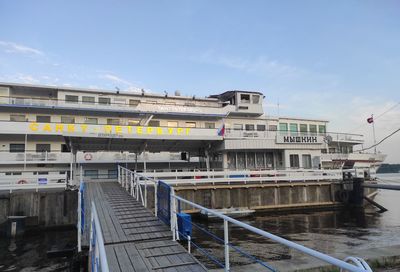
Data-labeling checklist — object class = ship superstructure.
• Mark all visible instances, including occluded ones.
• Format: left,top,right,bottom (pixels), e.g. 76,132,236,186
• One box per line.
0,82,385,181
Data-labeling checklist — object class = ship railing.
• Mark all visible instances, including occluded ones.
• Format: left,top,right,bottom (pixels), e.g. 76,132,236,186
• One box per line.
0,171,67,192
171,194,372,272
136,168,343,186
117,166,372,272
224,129,364,143
88,201,109,272
0,95,232,115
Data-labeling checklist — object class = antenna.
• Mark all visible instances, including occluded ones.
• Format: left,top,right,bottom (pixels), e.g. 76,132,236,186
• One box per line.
277,98,280,117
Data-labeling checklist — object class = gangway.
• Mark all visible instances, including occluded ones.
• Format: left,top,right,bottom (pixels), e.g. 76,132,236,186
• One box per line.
116,165,374,272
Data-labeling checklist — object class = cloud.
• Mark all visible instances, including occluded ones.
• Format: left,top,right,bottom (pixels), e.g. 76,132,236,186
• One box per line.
99,73,143,92
194,50,301,79
101,73,132,86
0,41,44,56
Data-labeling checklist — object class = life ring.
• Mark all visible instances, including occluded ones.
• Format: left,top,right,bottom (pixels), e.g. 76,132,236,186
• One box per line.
17,180,27,184
84,153,93,161
336,190,350,203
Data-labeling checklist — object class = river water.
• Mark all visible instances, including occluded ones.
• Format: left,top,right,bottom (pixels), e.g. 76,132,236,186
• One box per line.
0,228,76,271
190,173,400,269
0,174,399,271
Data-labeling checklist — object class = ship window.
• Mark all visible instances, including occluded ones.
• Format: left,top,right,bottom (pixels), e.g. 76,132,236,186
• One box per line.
99,97,111,105
10,114,26,122
309,125,317,133
257,124,266,131
205,122,215,129
61,144,69,152
300,124,308,133
148,120,159,127
65,95,78,103
114,98,126,104
128,120,140,126
85,117,98,124
252,95,260,104
290,123,298,132
10,144,25,153
167,121,178,127
36,144,51,152
129,99,140,106
245,124,255,131
240,94,250,103
290,154,299,168
269,125,277,131
234,124,243,131
108,169,117,178
319,125,326,133
37,115,51,123
107,118,120,125
279,123,288,132
302,155,312,169
61,116,75,124
186,122,196,128
84,170,98,178
82,96,95,104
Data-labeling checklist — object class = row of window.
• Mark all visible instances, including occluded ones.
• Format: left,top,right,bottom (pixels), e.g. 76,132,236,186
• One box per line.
64,95,208,107
279,123,326,133
9,114,216,128
289,154,312,169
239,94,260,104
8,143,68,153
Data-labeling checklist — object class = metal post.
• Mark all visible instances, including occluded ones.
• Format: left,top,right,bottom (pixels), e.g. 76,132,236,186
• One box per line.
136,175,139,201
130,172,134,196
69,148,73,185
154,180,158,217
118,165,121,184
24,134,27,170
125,169,129,191
372,114,377,154
188,235,191,253
77,185,81,252
224,219,230,271
144,178,148,208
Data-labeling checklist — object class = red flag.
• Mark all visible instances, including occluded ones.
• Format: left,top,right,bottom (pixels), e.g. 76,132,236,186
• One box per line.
367,116,374,124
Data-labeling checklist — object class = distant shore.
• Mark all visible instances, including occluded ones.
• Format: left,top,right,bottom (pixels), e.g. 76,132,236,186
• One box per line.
377,164,400,174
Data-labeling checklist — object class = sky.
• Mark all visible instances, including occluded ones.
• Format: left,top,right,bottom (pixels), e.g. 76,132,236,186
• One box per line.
0,1,399,163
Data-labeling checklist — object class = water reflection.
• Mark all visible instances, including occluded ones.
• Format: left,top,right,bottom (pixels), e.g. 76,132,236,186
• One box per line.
191,174,400,268
0,229,76,272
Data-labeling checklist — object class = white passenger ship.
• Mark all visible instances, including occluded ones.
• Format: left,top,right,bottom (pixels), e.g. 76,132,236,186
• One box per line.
0,82,385,183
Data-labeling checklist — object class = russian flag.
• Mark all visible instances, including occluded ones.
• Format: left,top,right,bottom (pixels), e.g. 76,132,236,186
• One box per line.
218,124,225,136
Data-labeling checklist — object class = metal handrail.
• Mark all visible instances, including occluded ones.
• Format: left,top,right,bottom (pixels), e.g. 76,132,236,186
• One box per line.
89,202,110,272
117,166,372,271
171,195,372,272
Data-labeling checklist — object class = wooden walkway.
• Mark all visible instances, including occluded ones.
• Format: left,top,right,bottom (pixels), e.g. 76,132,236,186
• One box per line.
82,181,206,272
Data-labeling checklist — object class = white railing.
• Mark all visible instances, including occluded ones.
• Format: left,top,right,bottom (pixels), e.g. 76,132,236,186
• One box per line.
117,166,372,272
0,152,71,164
321,153,386,162
0,95,234,116
139,168,343,186
0,171,67,192
171,194,372,272
89,202,109,272
118,166,158,216
225,129,364,143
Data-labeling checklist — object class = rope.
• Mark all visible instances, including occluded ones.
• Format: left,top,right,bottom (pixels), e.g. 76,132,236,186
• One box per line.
356,127,400,152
